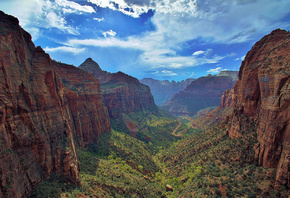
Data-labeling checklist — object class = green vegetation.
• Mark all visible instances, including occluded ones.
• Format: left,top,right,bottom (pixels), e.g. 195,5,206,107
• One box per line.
110,107,182,153
101,81,126,94
31,109,289,198
63,153,164,198
88,130,159,173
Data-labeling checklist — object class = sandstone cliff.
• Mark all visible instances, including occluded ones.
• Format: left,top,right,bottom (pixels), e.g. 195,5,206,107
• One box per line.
54,62,111,147
0,11,110,197
140,78,195,105
222,29,290,187
79,58,155,119
162,71,238,116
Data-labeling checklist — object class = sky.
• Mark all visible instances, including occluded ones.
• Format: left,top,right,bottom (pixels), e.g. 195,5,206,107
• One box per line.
1,0,290,81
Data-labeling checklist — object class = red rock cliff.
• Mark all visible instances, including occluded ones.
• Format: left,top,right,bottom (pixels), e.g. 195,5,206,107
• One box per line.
79,59,155,119
0,11,110,197
54,62,111,147
224,29,290,187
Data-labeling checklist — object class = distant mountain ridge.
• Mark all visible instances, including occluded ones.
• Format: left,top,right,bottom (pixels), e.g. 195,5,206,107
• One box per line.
162,71,238,116
140,78,195,105
79,58,155,119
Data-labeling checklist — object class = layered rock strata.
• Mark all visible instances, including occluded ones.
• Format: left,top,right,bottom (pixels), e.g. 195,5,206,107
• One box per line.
162,71,238,116
222,29,290,187
0,11,110,197
79,58,155,119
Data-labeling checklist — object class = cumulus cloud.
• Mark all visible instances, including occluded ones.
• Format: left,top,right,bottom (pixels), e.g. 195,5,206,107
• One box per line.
1,0,96,39
88,0,290,43
103,30,117,37
4,0,289,73
80,0,290,72
206,67,226,74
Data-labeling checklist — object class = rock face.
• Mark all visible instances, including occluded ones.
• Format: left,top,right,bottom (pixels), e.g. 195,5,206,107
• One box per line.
79,58,155,119
222,29,290,187
0,11,110,197
54,62,111,147
162,71,238,116
140,78,195,105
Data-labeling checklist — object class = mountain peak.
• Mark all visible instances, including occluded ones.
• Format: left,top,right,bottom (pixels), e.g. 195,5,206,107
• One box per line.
81,57,101,68
79,58,103,77
85,57,93,61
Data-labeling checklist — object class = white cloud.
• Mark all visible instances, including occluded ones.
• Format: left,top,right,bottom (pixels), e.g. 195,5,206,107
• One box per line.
0,0,97,39
44,46,85,54
156,70,178,76
88,0,290,43
206,66,225,74
65,34,227,69
235,55,246,61
94,17,104,22
192,50,205,56
103,30,117,37
88,0,151,18
4,0,288,73
43,11,79,35
55,0,95,13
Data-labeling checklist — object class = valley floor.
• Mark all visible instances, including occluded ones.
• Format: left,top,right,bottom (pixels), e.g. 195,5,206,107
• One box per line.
31,111,289,198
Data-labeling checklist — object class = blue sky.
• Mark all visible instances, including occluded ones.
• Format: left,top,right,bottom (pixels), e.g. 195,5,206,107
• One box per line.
1,0,290,81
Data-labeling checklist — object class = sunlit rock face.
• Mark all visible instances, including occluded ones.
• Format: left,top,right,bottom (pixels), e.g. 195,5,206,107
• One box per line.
222,29,290,187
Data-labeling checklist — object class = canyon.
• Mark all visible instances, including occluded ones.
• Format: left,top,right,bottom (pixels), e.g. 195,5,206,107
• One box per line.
140,78,195,105
79,58,156,119
0,10,289,197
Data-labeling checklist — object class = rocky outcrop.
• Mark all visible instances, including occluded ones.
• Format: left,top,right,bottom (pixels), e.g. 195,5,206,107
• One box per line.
79,58,155,119
54,62,111,147
0,11,110,197
140,78,195,105
78,58,110,82
162,71,238,116
223,29,290,187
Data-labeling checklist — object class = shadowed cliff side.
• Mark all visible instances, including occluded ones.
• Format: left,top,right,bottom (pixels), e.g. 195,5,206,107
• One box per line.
79,58,156,119
140,78,195,106
0,11,110,197
162,71,238,116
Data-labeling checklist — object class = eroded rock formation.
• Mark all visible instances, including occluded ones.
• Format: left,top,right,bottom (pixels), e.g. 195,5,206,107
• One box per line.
162,71,238,116
79,58,155,119
223,29,290,187
0,11,110,197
